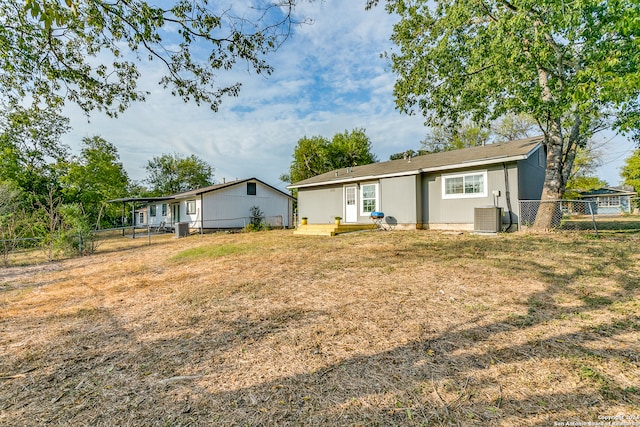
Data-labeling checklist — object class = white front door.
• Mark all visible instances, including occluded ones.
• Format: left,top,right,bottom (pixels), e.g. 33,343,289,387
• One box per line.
345,186,358,223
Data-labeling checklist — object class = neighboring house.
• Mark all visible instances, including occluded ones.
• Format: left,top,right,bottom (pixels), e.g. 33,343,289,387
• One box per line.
118,178,295,232
134,207,148,226
577,186,637,215
288,137,547,231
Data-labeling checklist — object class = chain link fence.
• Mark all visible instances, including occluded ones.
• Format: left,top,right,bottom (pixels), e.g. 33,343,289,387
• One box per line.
1,216,291,265
519,200,640,235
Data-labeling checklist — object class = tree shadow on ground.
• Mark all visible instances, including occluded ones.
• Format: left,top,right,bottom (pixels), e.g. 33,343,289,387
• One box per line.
2,233,638,425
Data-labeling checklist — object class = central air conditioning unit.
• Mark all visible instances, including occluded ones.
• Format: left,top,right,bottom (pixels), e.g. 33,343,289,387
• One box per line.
474,206,503,233
175,222,189,238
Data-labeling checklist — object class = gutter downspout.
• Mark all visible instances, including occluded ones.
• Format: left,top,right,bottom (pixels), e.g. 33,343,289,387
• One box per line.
503,163,514,232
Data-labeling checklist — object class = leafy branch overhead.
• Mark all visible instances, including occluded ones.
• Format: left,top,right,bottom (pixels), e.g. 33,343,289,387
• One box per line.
370,0,639,227
4,0,303,115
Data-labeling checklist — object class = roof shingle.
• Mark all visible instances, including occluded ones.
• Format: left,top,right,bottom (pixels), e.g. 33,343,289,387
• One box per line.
289,136,544,189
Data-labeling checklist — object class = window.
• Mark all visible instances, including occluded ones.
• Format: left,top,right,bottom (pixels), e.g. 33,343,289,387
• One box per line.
138,212,144,224
161,203,167,216
360,183,379,214
186,200,196,214
247,182,257,195
442,171,488,199
598,196,620,207
149,205,157,217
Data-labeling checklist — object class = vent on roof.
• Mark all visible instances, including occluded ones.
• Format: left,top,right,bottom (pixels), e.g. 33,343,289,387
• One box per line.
474,207,503,233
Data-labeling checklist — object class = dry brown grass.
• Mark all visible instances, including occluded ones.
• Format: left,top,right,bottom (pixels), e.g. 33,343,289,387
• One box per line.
1,230,639,426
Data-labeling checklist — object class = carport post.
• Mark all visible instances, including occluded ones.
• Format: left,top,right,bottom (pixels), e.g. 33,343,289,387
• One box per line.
131,201,136,239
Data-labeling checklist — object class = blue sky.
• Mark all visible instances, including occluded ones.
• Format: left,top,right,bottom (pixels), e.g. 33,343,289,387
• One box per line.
60,1,634,191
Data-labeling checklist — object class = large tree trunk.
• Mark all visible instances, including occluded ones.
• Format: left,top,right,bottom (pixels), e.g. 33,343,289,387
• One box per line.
532,121,565,229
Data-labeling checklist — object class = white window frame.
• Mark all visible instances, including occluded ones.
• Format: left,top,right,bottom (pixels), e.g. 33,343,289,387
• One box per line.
149,204,157,217
360,183,379,215
442,171,488,199
597,196,620,207
186,200,196,215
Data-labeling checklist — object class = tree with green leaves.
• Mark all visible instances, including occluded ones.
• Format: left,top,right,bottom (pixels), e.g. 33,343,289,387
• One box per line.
491,114,537,143
62,136,130,228
281,135,331,184
0,105,70,197
421,121,491,153
145,153,214,195
392,113,535,160
282,128,378,184
369,0,640,228
389,149,429,160
3,0,301,115
564,143,607,199
622,149,640,208
0,181,28,266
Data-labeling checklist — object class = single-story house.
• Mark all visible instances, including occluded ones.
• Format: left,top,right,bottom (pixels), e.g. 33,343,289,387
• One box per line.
288,136,547,231
134,207,148,225
577,186,638,215
118,178,294,232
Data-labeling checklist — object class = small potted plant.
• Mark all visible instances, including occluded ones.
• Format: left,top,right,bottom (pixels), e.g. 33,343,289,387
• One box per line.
301,217,308,225
334,216,342,225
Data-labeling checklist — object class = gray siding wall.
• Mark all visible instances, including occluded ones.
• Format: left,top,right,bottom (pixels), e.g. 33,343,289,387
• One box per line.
379,175,420,226
422,164,521,227
517,147,546,200
298,185,343,223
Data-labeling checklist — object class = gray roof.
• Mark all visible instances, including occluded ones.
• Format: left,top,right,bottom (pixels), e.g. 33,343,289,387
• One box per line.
170,177,294,200
112,178,293,204
288,136,544,189
579,186,637,196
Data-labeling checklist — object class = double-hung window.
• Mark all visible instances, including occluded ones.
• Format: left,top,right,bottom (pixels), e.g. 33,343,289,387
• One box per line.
186,200,196,215
442,171,488,199
149,205,157,217
161,204,167,216
360,183,379,215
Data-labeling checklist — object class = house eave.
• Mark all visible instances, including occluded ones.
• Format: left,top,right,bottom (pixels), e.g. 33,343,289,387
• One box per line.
419,154,530,173
288,153,533,190
288,169,422,189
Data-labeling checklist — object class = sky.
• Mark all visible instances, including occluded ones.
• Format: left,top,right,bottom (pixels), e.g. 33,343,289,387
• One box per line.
60,1,635,192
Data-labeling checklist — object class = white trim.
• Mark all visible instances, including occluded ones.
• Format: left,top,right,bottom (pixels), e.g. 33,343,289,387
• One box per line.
344,185,358,223
288,144,542,190
596,196,621,207
420,152,535,172
442,171,488,199
289,170,420,189
360,182,379,215
186,200,197,215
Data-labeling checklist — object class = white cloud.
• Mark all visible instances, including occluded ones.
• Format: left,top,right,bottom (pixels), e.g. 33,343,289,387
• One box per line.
60,0,633,191
61,0,429,191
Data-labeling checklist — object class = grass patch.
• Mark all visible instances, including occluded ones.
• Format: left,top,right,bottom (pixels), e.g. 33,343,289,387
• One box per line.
170,243,249,261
